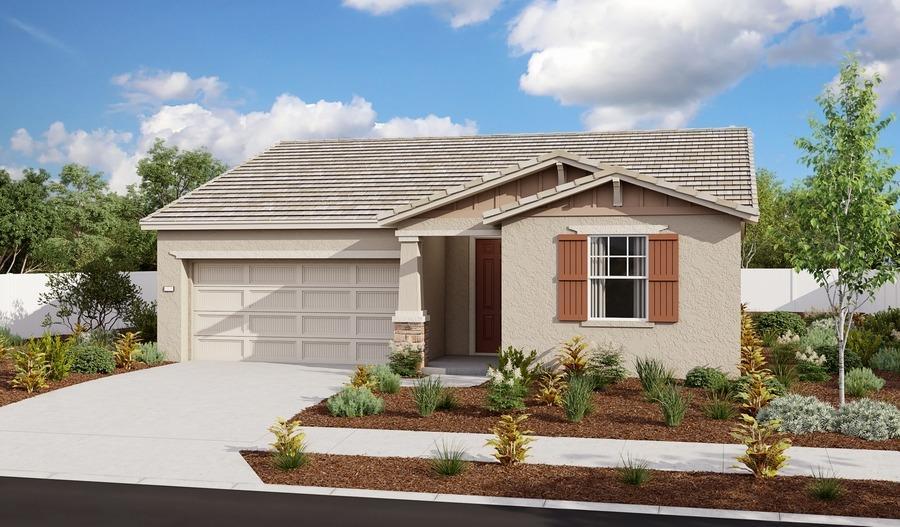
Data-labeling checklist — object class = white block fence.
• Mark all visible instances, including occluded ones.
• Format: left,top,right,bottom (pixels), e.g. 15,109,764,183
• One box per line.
0,269,896,339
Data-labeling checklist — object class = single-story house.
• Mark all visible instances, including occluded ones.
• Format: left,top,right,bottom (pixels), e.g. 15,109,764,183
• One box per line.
140,129,759,375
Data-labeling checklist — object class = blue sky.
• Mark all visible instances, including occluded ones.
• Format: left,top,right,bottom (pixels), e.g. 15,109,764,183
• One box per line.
1,1,898,192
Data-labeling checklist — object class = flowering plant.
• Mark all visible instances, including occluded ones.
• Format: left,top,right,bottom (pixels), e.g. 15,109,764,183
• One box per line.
486,362,527,412
795,346,826,366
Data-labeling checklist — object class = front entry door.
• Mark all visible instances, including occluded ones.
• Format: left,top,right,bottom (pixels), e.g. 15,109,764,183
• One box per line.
475,238,502,354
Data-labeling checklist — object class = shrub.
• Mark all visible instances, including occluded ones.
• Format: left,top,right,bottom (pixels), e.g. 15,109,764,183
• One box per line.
800,321,837,350
870,347,900,373
349,365,377,390
757,394,836,434
771,362,798,391
684,366,729,389
808,469,843,501
430,441,468,476
268,417,308,471
370,364,401,394
437,388,457,410
653,383,690,427
730,414,791,479
71,343,115,374
326,386,384,417
859,307,900,340
39,262,143,333
10,342,50,393
497,346,538,387
817,344,862,374
793,346,830,382
753,311,806,339
586,341,627,390
703,396,737,420
617,456,651,486
562,374,594,422
844,367,885,397
533,369,566,407
412,376,445,417
486,362,528,412
557,335,592,376
136,342,165,366
735,372,779,414
836,399,900,441
847,328,884,366
113,332,140,370
485,414,533,466
34,333,74,381
634,357,674,399
0,327,24,347
388,344,422,377
127,299,157,342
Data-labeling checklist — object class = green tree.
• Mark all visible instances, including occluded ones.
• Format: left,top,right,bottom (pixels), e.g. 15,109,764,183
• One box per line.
790,57,899,406
137,139,227,212
742,169,795,268
0,168,55,272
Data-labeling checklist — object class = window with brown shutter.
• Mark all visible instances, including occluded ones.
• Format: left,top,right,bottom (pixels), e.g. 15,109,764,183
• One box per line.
557,234,587,321
648,233,679,323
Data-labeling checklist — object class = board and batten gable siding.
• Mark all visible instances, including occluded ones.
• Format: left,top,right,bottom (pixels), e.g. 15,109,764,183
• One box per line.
502,214,742,376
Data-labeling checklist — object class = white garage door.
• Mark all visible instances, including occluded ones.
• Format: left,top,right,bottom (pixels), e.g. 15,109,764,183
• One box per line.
191,260,399,364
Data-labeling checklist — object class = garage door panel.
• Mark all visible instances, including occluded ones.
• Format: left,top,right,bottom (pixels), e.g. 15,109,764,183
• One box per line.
195,338,243,360
356,316,392,338
247,339,300,362
196,289,244,311
302,290,354,311
356,290,398,312
302,264,354,285
357,264,399,285
246,289,298,311
303,341,353,363
302,315,352,337
195,314,244,336
196,263,245,284
357,341,391,363
250,264,298,285
248,314,298,337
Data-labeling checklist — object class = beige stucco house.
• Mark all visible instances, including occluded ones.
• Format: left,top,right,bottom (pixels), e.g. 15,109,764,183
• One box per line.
141,129,759,375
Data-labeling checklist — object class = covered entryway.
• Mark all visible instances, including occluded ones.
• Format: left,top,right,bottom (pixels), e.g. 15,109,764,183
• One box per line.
191,260,399,364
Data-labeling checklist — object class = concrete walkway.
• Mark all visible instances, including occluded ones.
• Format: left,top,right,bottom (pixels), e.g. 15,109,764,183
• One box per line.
270,427,900,483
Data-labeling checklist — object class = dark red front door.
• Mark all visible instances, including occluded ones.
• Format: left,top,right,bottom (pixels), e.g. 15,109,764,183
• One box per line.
475,238,502,354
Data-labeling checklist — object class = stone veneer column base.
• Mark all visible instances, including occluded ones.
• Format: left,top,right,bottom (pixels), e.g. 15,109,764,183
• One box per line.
392,321,430,367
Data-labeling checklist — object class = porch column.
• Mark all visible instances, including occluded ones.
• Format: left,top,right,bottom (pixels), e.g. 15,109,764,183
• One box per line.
392,236,430,360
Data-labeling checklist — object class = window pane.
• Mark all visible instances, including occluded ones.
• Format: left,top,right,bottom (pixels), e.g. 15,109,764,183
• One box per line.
608,236,627,256
608,257,628,276
629,236,646,256
604,279,646,318
629,258,645,277
590,256,603,276
589,278,602,318
590,237,607,257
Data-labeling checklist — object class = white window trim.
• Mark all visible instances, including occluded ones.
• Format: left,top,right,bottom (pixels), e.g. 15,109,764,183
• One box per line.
587,235,649,321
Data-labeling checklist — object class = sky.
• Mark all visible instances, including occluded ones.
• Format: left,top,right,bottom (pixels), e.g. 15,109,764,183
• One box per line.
1,0,899,193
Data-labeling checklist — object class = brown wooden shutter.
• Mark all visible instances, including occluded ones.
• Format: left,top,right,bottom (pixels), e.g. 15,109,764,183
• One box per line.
557,234,588,321
648,233,679,323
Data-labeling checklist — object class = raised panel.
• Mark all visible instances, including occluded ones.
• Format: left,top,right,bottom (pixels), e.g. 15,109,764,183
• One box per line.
302,315,351,336
246,289,297,310
302,290,353,311
302,264,353,285
195,289,244,311
249,265,297,285
196,263,244,284
356,341,390,363
302,341,353,362
356,316,392,337
356,264,399,286
194,338,243,361
356,291,398,312
249,314,297,336
246,340,299,362
195,314,243,336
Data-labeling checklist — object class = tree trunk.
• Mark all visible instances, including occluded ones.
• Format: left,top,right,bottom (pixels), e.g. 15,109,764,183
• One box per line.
836,309,846,407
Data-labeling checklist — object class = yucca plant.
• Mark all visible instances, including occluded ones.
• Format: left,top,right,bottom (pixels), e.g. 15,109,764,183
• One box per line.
486,414,534,466
731,414,791,479
533,369,567,407
349,365,377,390
268,417,308,470
10,342,49,393
617,455,651,486
114,332,141,370
557,336,592,376
430,441,468,476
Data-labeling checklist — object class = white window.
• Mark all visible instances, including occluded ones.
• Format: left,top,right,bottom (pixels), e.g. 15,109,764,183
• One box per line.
588,236,647,319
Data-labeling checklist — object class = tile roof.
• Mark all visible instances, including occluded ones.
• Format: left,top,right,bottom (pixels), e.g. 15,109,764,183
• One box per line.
141,127,756,228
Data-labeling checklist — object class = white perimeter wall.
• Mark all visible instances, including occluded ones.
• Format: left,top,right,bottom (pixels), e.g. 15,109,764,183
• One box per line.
0,272,156,339
0,269,896,339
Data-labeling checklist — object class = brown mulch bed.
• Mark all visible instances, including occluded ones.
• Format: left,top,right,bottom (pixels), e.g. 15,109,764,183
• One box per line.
294,375,900,451
242,451,900,519
0,357,172,407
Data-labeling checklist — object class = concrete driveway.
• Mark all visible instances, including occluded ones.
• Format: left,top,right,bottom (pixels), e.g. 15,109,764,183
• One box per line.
0,362,350,487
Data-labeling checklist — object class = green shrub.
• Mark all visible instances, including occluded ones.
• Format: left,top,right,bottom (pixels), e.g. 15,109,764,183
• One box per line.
870,348,900,373
757,394,836,434
732,374,786,399
808,469,843,501
771,362,798,391
136,342,165,366
84,329,117,348
844,367,885,397
684,366,728,389
617,455,651,486
127,299,157,342
437,388,457,410
39,263,142,333
703,396,737,420
586,341,627,390
753,311,806,339
859,308,900,340
388,344,421,377
634,357,674,397
430,441,468,476
486,377,527,412
326,386,384,417
795,361,831,382
10,342,49,393
0,327,24,346
268,418,308,471
412,376,445,417
653,383,690,427
847,328,884,366
817,344,862,374
497,346,538,387
70,343,115,374
34,333,74,381
836,398,900,441
370,364,401,394
562,374,594,422
800,321,838,350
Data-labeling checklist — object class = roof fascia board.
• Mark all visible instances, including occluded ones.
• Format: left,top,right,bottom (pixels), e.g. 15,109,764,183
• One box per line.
140,222,384,231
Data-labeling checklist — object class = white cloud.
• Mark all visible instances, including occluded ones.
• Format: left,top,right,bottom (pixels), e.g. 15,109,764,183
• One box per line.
112,69,226,109
343,0,502,27
374,114,477,137
766,22,849,65
0,165,26,180
10,128,35,155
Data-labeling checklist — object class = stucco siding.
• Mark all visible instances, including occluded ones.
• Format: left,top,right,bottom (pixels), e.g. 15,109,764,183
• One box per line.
421,236,446,358
501,214,742,376
444,237,470,355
